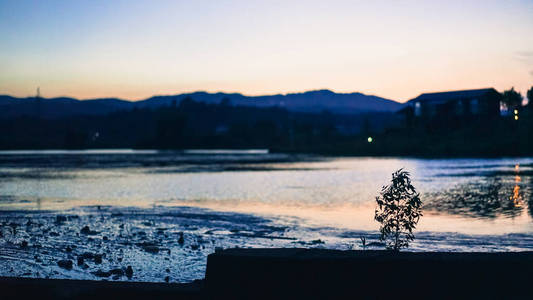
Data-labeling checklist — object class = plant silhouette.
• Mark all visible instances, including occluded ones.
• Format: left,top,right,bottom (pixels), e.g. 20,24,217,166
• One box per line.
375,169,422,251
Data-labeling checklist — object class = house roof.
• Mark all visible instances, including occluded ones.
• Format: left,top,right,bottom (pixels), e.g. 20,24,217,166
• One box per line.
409,88,499,104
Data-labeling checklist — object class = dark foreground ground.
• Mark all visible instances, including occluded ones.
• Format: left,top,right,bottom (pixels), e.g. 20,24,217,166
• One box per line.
2,249,533,299
0,276,204,299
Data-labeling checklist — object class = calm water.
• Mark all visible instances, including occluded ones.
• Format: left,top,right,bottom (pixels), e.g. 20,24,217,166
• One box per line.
1,150,532,282
1,150,532,234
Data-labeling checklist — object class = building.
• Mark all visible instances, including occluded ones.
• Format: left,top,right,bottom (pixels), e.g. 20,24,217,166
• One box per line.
407,88,501,120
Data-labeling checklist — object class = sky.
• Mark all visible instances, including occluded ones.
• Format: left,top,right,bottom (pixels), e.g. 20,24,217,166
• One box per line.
0,0,532,102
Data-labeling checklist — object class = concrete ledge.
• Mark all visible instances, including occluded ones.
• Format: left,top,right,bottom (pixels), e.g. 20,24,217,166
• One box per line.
206,248,533,299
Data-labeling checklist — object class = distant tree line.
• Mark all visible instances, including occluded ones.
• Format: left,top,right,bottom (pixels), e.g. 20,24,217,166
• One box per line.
0,86,532,157
0,97,397,152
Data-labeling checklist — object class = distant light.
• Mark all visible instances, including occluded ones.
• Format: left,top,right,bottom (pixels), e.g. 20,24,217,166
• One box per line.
514,109,518,115
514,115,519,120
367,137,373,143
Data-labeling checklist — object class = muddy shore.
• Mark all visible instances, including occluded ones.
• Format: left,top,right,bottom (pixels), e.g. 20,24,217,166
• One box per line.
2,205,533,284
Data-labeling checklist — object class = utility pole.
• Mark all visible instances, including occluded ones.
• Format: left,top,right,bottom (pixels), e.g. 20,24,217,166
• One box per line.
35,86,42,118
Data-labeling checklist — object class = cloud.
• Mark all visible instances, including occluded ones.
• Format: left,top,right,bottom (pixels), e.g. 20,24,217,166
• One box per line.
516,51,533,57
515,51,533,63
530,70,533,77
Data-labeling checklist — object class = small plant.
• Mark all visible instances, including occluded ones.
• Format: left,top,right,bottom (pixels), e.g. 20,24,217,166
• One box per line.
374,169,422,251
359,236,366,250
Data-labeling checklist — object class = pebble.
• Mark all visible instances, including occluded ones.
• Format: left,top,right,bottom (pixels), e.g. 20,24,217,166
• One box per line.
178,232,184,245
125,266,133,279
80,226,98,235
109,268,124,276
55,216,67,224
78,252,103,264
94,254,103,264
57,260,73,270
143,245,159,254
92,270,111,277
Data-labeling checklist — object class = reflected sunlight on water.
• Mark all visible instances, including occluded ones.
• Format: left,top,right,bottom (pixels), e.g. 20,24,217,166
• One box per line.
511,164,523,208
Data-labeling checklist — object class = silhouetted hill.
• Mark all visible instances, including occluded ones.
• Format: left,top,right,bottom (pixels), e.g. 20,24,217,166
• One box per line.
0,96,131,119
0,90,401,119
138,90,402,113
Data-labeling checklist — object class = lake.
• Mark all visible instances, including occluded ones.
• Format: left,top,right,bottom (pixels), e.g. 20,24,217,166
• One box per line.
1,150,532,282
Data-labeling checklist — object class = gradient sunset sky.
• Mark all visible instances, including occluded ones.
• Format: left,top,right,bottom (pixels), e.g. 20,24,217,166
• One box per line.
1,0,532,102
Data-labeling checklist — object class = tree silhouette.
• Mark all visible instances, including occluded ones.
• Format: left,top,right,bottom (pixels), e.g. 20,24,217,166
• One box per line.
375,169,422,251
220,97,232,107
527,86,533,109
502,87,522,111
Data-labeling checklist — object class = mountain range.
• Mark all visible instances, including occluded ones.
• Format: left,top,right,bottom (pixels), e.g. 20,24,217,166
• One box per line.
0,89,403,119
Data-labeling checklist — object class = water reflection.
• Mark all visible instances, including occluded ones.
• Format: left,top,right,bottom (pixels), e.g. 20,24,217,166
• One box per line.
1,153,533,235
425,163,531,219
511,164,523,208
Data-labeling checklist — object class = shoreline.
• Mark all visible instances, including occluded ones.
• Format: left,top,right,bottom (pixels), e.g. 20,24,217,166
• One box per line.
1,147,533,158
